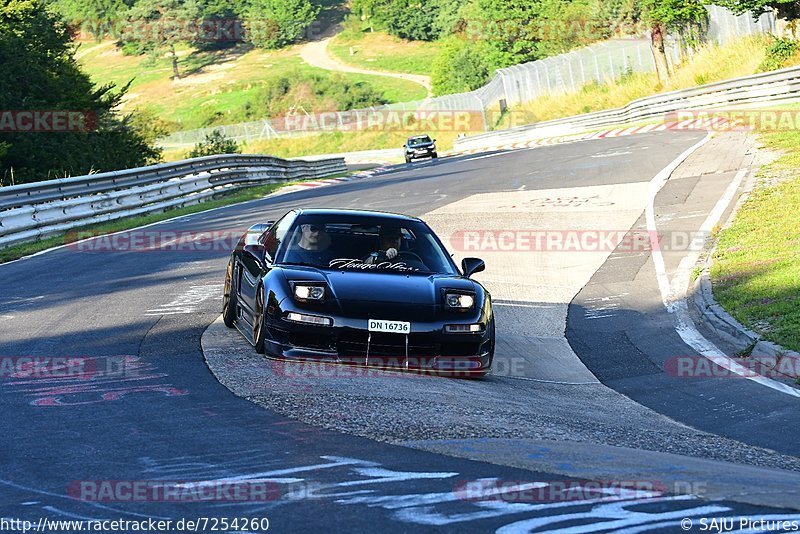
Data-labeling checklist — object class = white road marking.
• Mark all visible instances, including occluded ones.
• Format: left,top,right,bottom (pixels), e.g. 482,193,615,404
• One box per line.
145,284,223,316
646,136,800,398
591,150,632,158
462,151,519,163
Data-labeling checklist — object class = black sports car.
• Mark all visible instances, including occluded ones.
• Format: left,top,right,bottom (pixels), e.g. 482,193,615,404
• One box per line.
404,135,438,163
222,209,494,376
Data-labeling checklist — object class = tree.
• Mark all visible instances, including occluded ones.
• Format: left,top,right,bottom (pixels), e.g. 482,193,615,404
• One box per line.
244,0,318,49
468,0,544,66
49,0,130,40
120,0,200,79
431,38,492,95
193,0,245,50
0,0,160,183
188,129,240,157
639,0,708,82
715,0,800,19
383,0,441,41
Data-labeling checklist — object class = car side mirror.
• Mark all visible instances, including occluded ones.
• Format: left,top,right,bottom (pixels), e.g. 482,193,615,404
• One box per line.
243,244,265,265
462,257,485,278
433,139,437,142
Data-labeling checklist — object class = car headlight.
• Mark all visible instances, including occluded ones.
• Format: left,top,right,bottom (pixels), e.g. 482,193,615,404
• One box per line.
445,292,475,310
293,284,326,302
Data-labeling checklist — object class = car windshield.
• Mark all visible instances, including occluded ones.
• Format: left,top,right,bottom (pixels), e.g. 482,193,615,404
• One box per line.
408,136,432,146
276,215,457,275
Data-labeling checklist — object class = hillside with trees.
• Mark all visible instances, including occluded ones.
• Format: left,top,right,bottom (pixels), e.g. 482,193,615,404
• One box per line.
0,0,159,184
4,0,800,181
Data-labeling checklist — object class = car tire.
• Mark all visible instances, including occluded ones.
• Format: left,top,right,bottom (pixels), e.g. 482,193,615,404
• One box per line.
222,261,238,328
487,318,495,362
254,286,268,354
405,156,412,164
432,152,438,159
475,318,495,379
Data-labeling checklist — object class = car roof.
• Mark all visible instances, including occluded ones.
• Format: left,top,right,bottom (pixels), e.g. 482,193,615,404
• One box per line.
295,208,422,222
408,135,431,140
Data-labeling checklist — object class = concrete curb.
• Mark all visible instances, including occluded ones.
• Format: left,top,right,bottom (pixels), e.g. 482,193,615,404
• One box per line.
686,165,800,378
691,271,800,362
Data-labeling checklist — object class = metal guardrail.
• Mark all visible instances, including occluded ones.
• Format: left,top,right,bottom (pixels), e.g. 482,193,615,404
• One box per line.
453,65,800,151
0,154,346,248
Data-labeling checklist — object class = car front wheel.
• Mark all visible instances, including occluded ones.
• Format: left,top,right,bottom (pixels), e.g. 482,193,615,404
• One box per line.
253,286,268,354
222,261,238,328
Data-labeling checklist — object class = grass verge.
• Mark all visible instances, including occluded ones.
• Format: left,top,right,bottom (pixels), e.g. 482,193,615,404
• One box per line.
328,25,440,76
0,177,335,264
496,36,796,129
710,118,800,352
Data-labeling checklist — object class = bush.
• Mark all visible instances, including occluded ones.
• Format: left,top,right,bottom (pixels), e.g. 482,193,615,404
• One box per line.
244,72,388,120
384,0,441,41
353,0,466,41
189,130,241,158
431,38,493,95
758,36,799,72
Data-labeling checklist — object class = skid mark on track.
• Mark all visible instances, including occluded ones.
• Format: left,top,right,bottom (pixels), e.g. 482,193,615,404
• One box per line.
583,293,629,320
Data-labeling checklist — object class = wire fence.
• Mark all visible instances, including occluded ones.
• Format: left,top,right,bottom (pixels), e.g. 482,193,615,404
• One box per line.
159,5,778,148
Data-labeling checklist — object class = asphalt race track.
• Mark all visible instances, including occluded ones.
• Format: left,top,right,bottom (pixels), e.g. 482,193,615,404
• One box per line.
2,131,800,533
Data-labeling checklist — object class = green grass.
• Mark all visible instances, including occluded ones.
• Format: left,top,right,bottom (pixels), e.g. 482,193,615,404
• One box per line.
0,177,334,264
76,41,427,132
710,120,800,352
328,25,440,76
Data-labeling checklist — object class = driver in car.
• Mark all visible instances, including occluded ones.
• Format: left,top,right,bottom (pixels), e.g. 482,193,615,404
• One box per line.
288,223,334,265
366,226,403,265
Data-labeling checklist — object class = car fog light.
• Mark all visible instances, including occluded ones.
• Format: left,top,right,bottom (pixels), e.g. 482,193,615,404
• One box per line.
445,324,483,333
286,312,332,326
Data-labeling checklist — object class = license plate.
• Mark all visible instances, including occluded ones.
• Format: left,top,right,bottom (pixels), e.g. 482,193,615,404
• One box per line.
368,319,411,334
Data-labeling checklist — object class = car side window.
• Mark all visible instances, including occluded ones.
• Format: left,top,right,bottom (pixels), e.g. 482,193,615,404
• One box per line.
262,215,293,263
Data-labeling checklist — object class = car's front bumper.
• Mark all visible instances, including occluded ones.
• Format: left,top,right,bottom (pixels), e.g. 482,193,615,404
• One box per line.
406,147,437,159
262,311,493,376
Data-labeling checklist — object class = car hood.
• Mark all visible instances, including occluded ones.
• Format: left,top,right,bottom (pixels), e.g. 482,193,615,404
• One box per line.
279,266,478,320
